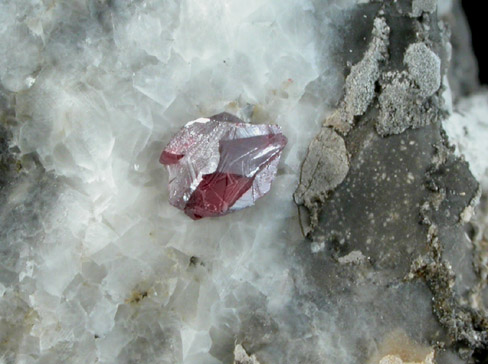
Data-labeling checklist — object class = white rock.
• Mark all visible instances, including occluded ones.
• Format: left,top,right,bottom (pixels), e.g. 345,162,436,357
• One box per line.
444,91,488,190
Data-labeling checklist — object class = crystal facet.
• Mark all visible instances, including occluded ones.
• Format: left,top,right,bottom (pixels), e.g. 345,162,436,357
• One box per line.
160,113,287,219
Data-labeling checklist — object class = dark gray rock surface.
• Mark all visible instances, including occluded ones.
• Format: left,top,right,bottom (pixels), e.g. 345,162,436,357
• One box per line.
296,0,488,362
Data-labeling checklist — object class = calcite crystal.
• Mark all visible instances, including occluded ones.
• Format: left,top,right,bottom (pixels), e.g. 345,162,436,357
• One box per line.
160,113,287,219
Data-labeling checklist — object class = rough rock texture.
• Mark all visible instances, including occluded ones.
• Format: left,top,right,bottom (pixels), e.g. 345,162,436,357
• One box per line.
342,16,390,124
297,0,451,232
404,42,441,97
233,345,261,364
295,0,488,363
294,125,350,234
411,0,437,17
1,0,488,364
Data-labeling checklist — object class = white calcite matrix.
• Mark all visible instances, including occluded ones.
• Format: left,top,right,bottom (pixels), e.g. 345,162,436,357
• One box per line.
1,0,488,363
0,1,348,363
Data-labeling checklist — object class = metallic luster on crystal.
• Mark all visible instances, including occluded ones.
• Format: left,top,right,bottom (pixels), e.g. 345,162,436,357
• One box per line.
160,113,287,219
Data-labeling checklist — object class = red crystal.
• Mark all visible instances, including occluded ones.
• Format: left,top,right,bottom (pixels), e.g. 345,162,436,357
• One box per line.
184,173,254,219
160,113,287,219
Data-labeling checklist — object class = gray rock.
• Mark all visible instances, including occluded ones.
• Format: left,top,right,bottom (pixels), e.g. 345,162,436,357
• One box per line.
296,0,488,362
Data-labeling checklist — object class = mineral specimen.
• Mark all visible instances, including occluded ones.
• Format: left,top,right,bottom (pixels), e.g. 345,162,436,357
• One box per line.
2,1,488,364
160,113,287,219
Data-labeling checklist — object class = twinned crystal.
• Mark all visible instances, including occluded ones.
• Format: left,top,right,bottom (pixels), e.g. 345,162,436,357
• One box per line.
160,113,287,219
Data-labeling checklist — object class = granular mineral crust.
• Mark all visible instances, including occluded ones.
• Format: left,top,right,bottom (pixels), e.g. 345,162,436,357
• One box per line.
411,0,437,17
294,125,349,235
404,42,441,97
342,16,390,123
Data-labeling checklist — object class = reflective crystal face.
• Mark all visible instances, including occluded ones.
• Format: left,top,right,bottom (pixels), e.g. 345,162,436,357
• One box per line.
160,113,287,219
